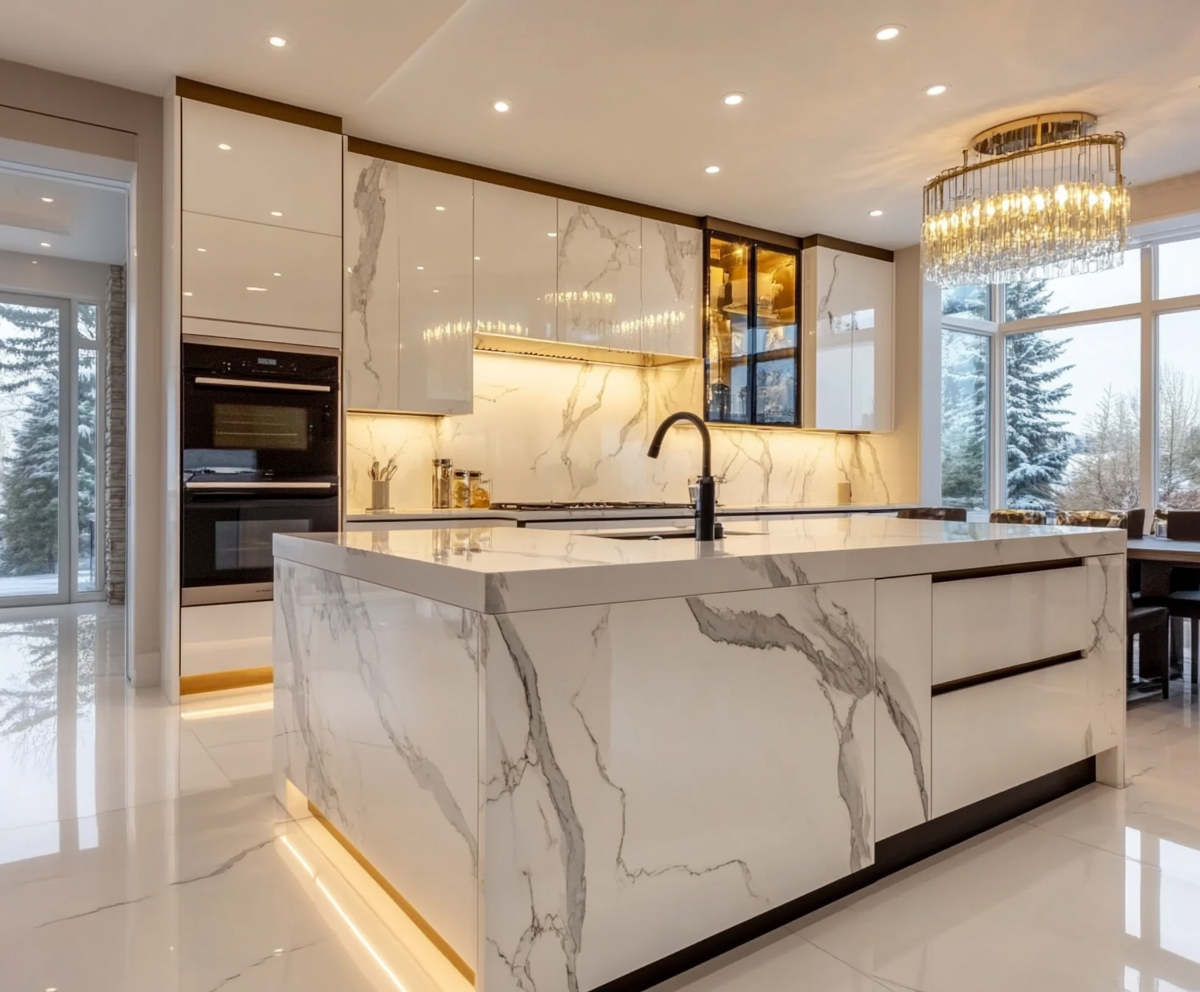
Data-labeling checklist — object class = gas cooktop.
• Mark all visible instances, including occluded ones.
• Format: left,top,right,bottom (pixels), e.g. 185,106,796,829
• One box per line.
488,500,693,512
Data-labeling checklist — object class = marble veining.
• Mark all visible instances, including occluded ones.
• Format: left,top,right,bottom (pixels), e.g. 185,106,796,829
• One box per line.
347,157,391,404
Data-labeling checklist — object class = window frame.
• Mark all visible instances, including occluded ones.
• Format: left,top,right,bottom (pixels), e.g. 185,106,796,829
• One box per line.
938,237,1200,523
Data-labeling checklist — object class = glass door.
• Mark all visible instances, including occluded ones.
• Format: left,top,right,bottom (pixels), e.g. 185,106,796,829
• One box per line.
0,292,103,605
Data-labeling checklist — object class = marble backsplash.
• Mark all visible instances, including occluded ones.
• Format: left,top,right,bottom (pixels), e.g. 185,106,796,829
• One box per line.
346,351,914,512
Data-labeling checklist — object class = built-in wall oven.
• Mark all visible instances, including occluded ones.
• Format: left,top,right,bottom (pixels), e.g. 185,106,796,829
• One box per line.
181,338,340,606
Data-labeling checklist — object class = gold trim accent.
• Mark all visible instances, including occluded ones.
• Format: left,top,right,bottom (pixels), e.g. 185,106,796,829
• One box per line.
306,800,476,985
179,666,273,695
968,112,1098,156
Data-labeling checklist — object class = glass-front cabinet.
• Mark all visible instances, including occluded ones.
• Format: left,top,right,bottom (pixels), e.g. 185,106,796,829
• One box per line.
704,233,799,426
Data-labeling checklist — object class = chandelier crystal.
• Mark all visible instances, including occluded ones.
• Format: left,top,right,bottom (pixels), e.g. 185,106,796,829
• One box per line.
921,113,1129,287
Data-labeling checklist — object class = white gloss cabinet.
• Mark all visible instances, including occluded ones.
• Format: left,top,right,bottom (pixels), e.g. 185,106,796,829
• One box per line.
556,200,641,350
473,181,557,340
180,98,342,236
802,245,894,432
641,220,703,356
181,212,342,333
343,154,474,415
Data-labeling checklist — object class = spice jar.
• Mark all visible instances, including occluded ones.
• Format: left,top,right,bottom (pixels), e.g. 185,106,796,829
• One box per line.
469,471,491,509
432,458,453,509
452,469,470,509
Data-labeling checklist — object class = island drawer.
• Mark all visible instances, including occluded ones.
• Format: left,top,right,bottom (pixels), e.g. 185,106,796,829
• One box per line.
931,655,1091,817
931,563,1088,686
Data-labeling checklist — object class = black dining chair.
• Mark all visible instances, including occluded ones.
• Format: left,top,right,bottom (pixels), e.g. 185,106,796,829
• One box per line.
897,507,968,522
1168,510,1200,541
1130,589,1171,698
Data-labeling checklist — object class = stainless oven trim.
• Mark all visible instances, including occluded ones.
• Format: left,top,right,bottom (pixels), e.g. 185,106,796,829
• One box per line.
182,332,341,358
182,583,275,607
185,481,335,490
192,376,332,392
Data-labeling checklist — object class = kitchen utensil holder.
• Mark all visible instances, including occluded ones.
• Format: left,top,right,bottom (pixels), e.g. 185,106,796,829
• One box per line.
370,480,392,512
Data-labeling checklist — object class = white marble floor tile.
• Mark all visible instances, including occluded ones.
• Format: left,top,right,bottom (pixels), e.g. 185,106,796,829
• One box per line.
650,929,889,992
207,738,274,782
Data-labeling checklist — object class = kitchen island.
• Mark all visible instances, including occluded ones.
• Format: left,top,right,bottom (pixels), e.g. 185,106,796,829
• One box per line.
273,517,1125,992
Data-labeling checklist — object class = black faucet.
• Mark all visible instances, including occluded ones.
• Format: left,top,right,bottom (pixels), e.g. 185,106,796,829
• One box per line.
648,412,719,542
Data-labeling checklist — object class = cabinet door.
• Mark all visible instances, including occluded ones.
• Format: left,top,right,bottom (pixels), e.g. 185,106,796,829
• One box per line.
556,200,641,350
180,99,341,236
344,153,401,410
805,246,854,429
396,164,474,414
181,212,341,332
851,254,894,432
641,221,702,356
474,182,556,340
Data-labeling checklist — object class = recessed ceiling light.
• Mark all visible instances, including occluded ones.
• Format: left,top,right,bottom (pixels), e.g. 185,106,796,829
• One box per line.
434,206,445,211
273,949,284,955
705,165,721,174
196,247,206,252
273,272,281,277
433,289,440,293
270,210,283,217
41,196,54,203
416,265,424,270
246,286,268,292
925,84,948,96
40,242,50,247
218,143,232,151
722,93,745,106
182,290,191,295
31,260,37,265
547,232,557,237
869,209,884,217
492,100,510,113
875,25,902,40
474,256,481,261
268,36,287,47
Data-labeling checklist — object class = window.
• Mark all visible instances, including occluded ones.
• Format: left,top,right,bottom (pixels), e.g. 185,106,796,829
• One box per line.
1004,249,1141,320
940,329,989,510
1157,310,1200,509
1158,237,1200,300
1003,320,1140,511
942,285,991,321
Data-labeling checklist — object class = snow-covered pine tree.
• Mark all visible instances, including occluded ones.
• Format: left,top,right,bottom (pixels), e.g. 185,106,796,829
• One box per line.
0,302,61,577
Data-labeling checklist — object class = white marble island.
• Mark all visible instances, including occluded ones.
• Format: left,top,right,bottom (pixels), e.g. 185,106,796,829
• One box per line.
272,517,1126,992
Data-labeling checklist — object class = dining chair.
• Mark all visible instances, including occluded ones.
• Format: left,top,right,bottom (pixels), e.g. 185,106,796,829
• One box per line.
897,507,968,522
1167,510,1200,541
1057,508,1144,541
1130,589,1171,698
989,509,1047,525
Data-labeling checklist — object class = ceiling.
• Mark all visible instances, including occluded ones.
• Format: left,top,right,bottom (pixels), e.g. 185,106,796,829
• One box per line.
2,0,1200,248
0,163,127,264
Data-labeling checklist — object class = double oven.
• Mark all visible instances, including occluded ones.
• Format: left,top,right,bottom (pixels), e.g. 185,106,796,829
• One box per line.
181,338,339,606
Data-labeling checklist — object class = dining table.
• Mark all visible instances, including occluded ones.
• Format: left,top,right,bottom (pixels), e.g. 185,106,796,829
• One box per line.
1127,536,1200,597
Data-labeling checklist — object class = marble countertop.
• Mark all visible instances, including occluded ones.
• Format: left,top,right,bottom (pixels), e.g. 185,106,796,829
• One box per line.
275,516,1124,615
344,502,910,523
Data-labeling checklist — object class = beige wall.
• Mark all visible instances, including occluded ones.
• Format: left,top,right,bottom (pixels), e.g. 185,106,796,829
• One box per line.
1131,170,1200,229
0,58,163,686
0,249,111,300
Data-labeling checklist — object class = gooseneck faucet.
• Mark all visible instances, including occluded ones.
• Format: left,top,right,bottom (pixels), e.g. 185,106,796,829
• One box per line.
647,412,718,542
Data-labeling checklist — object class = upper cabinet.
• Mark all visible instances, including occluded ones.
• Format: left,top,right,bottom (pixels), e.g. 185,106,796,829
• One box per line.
642,221,703,357
556,201,642,351
704,232,800,426
344,154,474,415
474,182,556,340
802,245,894,432
180,99,342,236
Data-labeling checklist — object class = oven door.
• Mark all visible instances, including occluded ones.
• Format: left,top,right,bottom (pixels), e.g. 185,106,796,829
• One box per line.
181,485,339,605
183,374,338,483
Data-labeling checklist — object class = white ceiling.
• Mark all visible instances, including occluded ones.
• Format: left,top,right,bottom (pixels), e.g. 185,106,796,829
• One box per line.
3,0,1200,248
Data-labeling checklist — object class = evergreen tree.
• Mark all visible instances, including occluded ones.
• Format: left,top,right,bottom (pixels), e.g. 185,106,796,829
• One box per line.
0,303,60,577
1002,280,1074,509
940,331,988,508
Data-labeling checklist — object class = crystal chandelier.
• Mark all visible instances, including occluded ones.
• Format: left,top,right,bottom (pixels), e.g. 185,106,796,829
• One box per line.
921,113,1129,287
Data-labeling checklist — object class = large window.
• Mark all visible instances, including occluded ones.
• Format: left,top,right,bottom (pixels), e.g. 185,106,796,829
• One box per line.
939,233,1200,518
940,329,989,510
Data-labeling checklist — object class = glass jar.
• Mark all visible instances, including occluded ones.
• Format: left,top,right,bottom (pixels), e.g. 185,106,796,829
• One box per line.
432,458,453,509
469,471,491,509
452,469,470,509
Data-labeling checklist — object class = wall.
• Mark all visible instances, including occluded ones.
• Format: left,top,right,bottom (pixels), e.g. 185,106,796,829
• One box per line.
0,249,110,299
346,342,920,512
0,58,163,685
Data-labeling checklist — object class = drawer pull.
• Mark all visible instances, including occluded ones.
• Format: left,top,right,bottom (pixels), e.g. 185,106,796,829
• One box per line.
931,650,1085,696
931,559,1083,583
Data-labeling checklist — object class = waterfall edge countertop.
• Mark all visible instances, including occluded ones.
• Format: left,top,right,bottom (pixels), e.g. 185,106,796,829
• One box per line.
274,516,1125,614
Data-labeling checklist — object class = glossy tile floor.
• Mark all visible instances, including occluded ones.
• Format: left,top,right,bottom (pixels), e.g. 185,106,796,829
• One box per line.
3,603,1200,992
